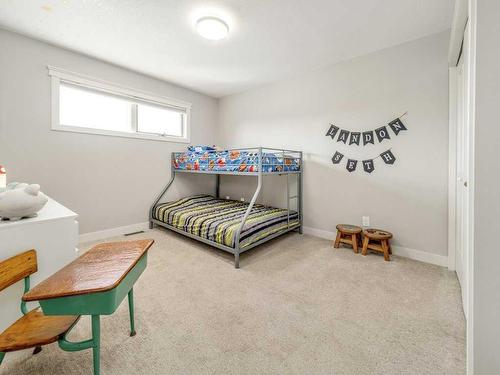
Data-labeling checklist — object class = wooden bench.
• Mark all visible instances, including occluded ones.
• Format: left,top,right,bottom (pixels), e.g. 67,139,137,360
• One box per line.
0,250,79,365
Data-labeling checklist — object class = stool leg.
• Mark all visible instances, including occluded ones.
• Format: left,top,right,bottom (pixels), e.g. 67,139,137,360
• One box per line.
382,240,390,261
334,231,341,248
388,241,392,254
128,288,136,337
352,234,358,253
362,236,369,256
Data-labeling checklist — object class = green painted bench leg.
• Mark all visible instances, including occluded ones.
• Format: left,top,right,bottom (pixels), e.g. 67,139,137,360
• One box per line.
128,288,136,337
92,315,100,375
0,352,5,365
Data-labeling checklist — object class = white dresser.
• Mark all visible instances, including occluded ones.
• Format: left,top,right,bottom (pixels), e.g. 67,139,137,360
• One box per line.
0,197,78,332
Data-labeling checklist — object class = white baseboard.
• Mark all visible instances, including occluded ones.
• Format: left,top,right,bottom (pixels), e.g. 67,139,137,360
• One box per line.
79,222,447,267
303,226,448,267
79,222,150,244
390,246,448,267
303,226,338,241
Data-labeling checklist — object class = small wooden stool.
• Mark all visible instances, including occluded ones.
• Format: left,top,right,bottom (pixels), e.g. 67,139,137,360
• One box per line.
362,229,393,261
334,224,362,253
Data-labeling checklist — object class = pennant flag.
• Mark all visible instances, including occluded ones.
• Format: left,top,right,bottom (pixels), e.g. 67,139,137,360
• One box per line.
325,124,339,139
346,159,358,172
362,131,374,145
349,132,361,145
388,118,407,135
362,159,375,173
375,126,391,143
380,149,396,164
337,129,350,143
331,151,344,164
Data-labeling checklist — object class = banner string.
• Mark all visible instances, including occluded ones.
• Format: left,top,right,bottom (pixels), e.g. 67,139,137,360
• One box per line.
328,112,408,134
371,147,392,160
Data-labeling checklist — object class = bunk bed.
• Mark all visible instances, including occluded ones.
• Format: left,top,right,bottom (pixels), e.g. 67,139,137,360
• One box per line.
149,147,303,268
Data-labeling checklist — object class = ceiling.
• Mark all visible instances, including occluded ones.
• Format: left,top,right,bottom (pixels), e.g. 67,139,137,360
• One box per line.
0,1,454,97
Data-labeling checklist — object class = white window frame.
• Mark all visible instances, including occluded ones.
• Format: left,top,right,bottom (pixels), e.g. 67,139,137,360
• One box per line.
49,66,191,143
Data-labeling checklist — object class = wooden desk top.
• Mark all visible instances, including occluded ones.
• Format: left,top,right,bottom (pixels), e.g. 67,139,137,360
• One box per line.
23,239,154,302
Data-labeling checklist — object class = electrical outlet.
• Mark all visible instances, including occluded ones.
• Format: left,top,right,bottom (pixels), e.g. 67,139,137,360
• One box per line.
240,197,245,202
225,196,230,200
362,216,370,227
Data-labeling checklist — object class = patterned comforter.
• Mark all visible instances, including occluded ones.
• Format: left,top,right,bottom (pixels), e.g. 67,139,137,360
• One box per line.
172,150,300,173
153,195,299,249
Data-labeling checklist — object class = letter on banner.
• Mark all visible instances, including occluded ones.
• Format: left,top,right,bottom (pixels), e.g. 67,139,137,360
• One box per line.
375,126,391,143
362,131,374,145
388,118,407,135
337,129,350,144
346,159,358,172
349,132,361,145
325,124,339,139
363,159,375,173
380,149,396,164
331,151,344,164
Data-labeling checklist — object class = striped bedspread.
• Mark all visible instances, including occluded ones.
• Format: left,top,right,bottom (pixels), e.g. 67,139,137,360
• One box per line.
153,195,299,249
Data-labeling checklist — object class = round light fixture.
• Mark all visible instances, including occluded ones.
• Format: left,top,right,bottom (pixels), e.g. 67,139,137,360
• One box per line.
196,16,229,40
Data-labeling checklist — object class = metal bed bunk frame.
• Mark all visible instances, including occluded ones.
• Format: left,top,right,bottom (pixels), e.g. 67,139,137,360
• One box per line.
149,147,303,268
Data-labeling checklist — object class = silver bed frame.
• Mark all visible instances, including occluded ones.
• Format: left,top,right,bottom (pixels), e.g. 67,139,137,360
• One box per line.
149,147,303,268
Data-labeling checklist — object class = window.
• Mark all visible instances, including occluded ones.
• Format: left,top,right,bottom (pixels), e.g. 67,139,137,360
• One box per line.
137,103,184,137
49,67,191,142
60,83,132,132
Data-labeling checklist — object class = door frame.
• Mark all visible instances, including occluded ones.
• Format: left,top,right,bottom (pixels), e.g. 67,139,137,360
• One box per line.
448,66,457,272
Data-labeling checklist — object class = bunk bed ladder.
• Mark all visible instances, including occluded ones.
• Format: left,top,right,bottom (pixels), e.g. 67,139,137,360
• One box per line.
286,173,300,230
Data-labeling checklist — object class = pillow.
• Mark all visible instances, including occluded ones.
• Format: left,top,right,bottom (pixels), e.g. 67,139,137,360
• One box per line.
188,145,218,153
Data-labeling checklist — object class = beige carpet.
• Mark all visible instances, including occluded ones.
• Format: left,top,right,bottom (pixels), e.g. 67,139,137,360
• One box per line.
1,228,465,375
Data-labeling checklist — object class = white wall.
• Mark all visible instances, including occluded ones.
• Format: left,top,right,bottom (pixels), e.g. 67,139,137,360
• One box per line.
218,31,450,259
0,29,452,263
0,29,218,234
473,0,500,372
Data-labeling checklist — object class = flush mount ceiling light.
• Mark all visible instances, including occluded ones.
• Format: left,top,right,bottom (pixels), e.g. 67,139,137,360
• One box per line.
196,16,229,40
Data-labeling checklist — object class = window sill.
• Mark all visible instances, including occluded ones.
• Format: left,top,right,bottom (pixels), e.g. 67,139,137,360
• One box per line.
51,124,190,144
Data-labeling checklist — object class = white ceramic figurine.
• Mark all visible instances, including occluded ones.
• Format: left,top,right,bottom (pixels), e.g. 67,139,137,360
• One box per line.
0,182,48,221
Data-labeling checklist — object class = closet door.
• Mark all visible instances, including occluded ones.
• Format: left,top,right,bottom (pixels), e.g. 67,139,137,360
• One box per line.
455,20,471,317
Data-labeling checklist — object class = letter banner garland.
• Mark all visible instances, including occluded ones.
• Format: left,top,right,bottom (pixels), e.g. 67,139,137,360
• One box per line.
331,149,396,173
325,115,407,145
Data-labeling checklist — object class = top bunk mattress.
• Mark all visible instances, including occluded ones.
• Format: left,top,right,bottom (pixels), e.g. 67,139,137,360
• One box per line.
172,150,300,173
153,195,299,249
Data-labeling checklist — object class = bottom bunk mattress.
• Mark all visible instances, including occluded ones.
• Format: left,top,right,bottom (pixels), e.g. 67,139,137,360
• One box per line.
153,195,299,249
